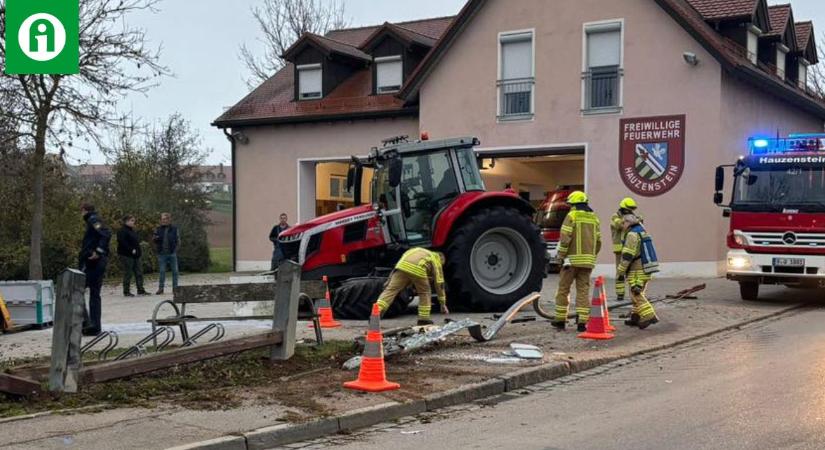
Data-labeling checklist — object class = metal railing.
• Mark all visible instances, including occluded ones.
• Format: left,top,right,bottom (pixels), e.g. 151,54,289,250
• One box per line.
497,77,534,119
583,67,621,110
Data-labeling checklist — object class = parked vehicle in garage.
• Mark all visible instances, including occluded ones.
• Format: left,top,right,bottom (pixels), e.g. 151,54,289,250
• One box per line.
533,186,582,273
279,136,546,319
714,134,825,301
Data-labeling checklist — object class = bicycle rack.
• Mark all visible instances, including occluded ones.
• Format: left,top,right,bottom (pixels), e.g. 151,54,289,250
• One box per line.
181,323,226,347
115,327,175,361
80,331,120,361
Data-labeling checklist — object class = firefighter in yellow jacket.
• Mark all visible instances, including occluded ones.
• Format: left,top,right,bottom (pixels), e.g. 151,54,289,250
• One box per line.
376,247,449,325
617,214,659,329
610,197,640,301
551,191,601,332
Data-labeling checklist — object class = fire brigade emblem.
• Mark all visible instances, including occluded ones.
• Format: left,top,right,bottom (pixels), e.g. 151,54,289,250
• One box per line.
634,143,668,181
620,115,686,197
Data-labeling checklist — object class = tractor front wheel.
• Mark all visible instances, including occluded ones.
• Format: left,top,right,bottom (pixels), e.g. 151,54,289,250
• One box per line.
331,277,412,320
445,206,545,312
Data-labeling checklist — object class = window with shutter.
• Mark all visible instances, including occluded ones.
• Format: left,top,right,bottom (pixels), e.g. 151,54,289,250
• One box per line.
583,21,623,112
498,31,534,119
376,56,403,93
297,64,322,100
776,48,787,80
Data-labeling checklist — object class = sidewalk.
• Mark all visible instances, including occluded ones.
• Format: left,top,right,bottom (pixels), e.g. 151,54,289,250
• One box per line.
1,277,820,450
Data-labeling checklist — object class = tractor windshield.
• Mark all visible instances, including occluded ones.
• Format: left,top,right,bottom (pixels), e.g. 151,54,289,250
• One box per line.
733,165,825,212
401,150,459,243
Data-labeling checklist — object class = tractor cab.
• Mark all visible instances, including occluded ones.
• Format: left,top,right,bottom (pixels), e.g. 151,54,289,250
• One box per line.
350,136,485,246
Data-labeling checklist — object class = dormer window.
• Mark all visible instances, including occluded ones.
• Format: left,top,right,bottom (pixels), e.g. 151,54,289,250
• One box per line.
297,64,322,100
798,58,809,89
746,26,760,64
375,56,402,93
776,45,788,80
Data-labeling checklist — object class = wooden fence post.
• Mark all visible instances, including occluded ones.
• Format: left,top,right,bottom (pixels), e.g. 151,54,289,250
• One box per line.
49,269,86,394
270,260,301,361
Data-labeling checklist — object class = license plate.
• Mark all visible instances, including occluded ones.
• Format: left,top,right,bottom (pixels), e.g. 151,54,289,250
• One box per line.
773,257,804,267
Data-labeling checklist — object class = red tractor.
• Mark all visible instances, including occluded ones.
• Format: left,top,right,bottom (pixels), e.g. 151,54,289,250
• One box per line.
278,136,546,319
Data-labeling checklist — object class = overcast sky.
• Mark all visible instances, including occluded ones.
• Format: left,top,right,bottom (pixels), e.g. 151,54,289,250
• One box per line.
77,0,824,165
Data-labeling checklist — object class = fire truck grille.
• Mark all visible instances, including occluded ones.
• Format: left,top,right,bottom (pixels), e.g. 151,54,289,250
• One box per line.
744,232,825,248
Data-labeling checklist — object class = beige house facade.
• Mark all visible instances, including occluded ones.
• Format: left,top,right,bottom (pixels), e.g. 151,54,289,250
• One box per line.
214,0,825,275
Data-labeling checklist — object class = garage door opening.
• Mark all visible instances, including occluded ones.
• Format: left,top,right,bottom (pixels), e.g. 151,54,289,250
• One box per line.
478,153,585,207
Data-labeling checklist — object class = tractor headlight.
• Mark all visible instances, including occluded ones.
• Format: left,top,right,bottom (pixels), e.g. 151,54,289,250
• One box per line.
279,232,303,243
728,256,752,270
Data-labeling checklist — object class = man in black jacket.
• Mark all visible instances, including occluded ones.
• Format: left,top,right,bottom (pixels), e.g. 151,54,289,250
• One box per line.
117,215,148,297
269,213,290,270
153,212,180,295
79,203,111,336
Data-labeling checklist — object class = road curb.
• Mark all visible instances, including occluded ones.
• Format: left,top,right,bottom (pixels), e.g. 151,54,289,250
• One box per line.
169,304,802,449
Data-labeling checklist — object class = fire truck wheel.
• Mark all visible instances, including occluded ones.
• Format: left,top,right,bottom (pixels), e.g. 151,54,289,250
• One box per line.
331,277,412,320
739,281,760,301
445,206,545,312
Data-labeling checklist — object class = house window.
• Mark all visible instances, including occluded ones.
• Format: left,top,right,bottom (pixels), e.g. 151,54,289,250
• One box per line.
584,21,622,112
799,60,809,89
746,28,759,64
297,64,322,100
498,30,534,120
375,56,403,93
776,47,787,80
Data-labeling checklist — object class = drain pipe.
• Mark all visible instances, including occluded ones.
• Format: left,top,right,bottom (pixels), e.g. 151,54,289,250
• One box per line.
223,128,238,272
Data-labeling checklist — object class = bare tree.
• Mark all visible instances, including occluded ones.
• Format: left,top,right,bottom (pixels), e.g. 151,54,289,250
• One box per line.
0,0,168,279
809,33,825,99
239,0,348,88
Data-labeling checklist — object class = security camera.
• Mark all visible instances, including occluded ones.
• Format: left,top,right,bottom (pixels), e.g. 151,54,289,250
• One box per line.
683,52,699,66
231,131,249,145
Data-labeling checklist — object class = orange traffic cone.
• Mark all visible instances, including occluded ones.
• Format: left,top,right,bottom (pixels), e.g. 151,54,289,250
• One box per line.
344,303,400,392
599,276,616,332
311,276,342,329
578,278,614,340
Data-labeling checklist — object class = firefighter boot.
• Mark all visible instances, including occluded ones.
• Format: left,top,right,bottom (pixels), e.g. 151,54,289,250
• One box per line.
551,320,566,330
637,316,659,329
417,319,434,326
577,323,587,332
624,313,640,327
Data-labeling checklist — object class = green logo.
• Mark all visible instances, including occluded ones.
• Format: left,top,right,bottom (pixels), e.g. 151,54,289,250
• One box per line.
4,0,79,74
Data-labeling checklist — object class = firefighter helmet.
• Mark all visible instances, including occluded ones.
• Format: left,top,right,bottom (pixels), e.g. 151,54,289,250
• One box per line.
566,191,588,204
619,197,638,210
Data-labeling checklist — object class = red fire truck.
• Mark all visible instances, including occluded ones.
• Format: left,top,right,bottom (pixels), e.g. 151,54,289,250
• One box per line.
533,186,583,273
714,134,825,300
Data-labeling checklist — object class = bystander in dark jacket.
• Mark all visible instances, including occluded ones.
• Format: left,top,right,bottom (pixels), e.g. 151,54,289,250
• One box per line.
153,212,180,294
117,215,147,296
79,203,111,336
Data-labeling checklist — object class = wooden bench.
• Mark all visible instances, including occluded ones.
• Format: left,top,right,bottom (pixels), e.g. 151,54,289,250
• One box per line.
149,279,328,345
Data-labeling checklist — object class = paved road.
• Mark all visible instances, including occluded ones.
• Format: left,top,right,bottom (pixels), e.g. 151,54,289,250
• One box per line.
307,306,825,450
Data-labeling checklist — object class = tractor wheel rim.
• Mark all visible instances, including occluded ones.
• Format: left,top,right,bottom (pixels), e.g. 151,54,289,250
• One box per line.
470,227,532,295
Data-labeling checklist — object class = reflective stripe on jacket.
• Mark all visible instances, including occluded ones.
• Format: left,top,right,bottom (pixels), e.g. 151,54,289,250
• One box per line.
395,248,447,304
617,231,651,286
557,207,602,269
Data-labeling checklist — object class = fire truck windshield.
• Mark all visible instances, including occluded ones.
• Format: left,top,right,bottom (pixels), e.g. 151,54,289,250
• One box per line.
732,165,825,212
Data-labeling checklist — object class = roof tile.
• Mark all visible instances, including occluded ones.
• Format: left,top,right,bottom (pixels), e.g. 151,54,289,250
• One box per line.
685,0,757,21
764,4,791,37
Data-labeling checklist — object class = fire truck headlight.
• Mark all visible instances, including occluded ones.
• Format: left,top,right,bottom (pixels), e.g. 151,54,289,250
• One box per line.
728,256,752,270
733,231,748,247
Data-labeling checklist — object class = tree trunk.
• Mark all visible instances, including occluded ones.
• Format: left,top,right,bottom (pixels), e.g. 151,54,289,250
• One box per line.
28,115,47,280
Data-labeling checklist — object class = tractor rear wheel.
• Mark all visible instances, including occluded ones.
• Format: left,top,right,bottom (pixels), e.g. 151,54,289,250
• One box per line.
445,206,545,312
331,277,412,320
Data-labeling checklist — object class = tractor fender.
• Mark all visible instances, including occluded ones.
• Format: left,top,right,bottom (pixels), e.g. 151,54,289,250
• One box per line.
431,192,535,248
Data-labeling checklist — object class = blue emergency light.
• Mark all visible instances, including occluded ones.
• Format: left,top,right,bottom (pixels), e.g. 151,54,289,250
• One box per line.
748,135,825,155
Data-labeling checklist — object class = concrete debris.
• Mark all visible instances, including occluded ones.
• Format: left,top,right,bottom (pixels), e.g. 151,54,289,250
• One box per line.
342,356,362,371
509,343,543,359
401,430,423,435
484,357,522,364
